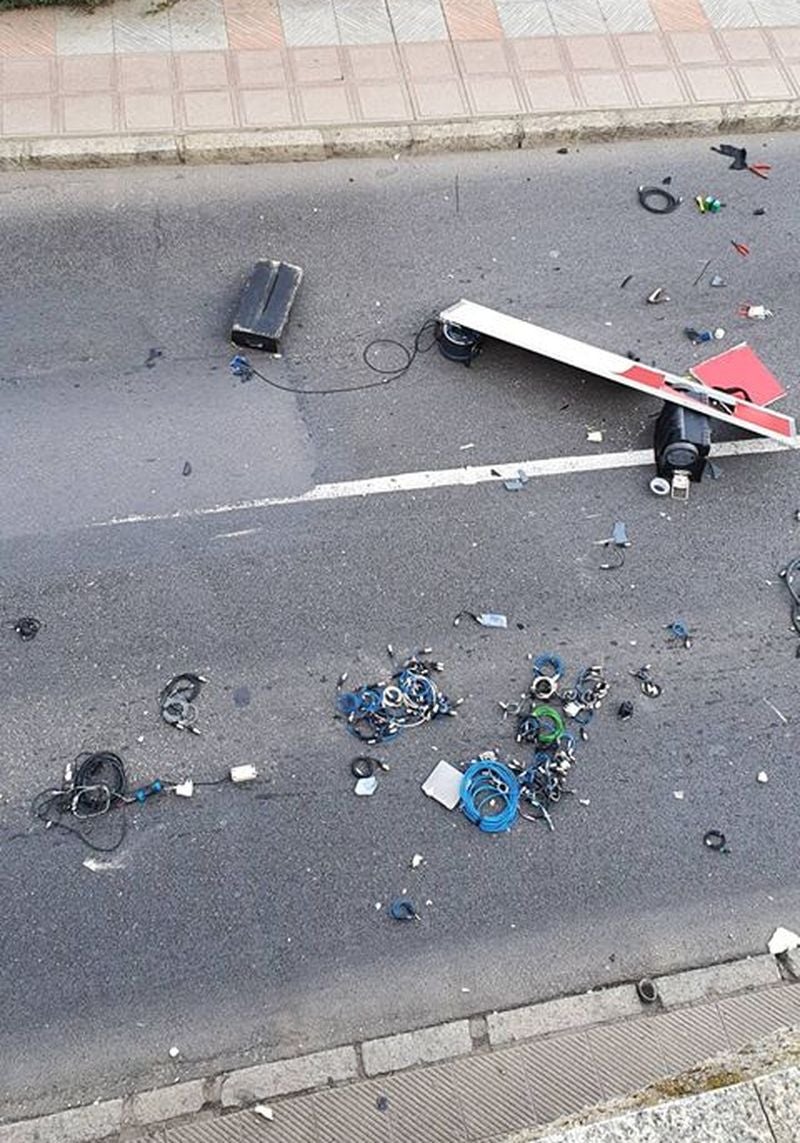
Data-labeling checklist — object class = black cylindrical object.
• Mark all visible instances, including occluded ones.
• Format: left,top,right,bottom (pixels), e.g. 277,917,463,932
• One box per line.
653,400,712,482
436,321,482,366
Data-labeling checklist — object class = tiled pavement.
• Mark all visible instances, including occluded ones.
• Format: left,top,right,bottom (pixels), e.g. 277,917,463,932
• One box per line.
142,977,800,1142
0,0,800,144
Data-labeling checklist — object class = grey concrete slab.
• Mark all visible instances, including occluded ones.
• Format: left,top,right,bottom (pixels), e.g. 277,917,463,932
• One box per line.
655,958,780,1010
362,1022,472,1077
220,1048,358,1108
132,1080,207,1126
0,1100,122,1143
754,1066,800,1143
488,988,641,1047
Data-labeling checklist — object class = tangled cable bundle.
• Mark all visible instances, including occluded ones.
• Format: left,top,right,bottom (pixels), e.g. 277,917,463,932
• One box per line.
497,653,609,830
160,673,206,734
337,652,459,744
32,751,131,852
460,758,520,833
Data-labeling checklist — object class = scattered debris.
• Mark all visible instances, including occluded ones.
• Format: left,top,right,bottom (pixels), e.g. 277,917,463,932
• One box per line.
690,344,786,408
253,1105,274,1121
666,620,692,649
685,326,725,345
160,673,206,734
731,240,750,257
756,771,769,784
376,1096,390,1112
596,520,630,570
753,207,766,216
637,185,682,214
620,274,633,289
337,651,459,744
422,760,463,810
778,556,800,654
695,195,724,213
410,853,424,868
169,1046,180,1059
494,656,609,830
710,274,726,288
703,829,729,854
174,780,194,798
229,353,254,381
144,348,163,368
502,469,529,492
82,856,124,872
13,616,41,642
586,428,604,442
673,790,685,801
762,696,788,725
711,143,747,169
182,460,192,476
646,287,669,305
229,764,258,783
354,775,378,796
389,897,419,921
631,666,661,698
459,442,475,450
617,701,634,720
649,476,671,497
556,147,568,155
739,303,773,320
636,978,658,1004
454,611,508,629
768,927,800,957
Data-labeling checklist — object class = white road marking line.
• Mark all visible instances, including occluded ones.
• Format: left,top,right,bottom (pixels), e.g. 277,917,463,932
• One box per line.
213,527,263,539
91,437,793,528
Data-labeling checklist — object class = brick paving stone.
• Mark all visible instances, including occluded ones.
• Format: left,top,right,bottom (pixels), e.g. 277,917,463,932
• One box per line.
411,76,469,116
684,63,741,98
651,0,710,31
182,88,236,126
59,55,114,93
3,93,53,132
119,54,173,90
177,50,230,89
225,0,284,51
576,70,632,104
669,29,723,62
616,32,670,66
630,66,687,102
123,91,176,129
298,82,352,121
495,2,555,39
566,35,618,69
354,80,411,119
465,72,521,112
346,44,401,80
522,71,577,109
235,49,288,86
736,61,794,97
2,57,52,94
63,91,116,131
239,86,294,124
720,27,773,58
442,0,504,42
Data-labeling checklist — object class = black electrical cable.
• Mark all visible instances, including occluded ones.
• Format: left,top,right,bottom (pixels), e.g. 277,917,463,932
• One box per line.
235,318,439,396
32,751,129,853
637,185,682,214
779,556,800,653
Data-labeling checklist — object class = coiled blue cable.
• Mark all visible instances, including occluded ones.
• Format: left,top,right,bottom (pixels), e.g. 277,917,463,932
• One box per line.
460,761,519,833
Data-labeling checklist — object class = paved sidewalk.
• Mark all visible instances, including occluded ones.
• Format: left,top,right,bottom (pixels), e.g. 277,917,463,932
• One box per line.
4,957,799,1143
1,0,800,163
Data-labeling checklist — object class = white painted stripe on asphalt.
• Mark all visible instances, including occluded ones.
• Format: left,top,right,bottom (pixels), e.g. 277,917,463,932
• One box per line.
91,436,792,528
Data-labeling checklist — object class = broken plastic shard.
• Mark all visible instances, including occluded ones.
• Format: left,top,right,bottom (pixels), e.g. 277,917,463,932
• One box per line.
174,780,194,797
253,1105,274,1121
611,521,630,547
422,760,463,810
410,853,424,868
182,461,192,477
710,275,726,288
646,287,669,305
355,775,378,796
586,429,604,442
767,927,800,956
673,790,685,800
476,612,508,628
756,771,768,784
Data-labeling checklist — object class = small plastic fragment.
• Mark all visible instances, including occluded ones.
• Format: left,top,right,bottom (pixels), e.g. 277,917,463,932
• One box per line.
739,304,773,320
182,461,192,477
169,1046,180,1059
422,760,463,810
389,897,419,921
703,829,728,853
410,853,424,868
355,775,378,796
710,274,726,288
253,1105,274,1121
618,701,634,720
756,771,769,784
673,790,685,800
767,927,800,956
476,612,508,628
174,780,194,797
647,287,670,304
586,428,604,442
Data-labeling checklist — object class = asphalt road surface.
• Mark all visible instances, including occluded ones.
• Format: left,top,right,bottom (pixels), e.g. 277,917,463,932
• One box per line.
1,136,799,1120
